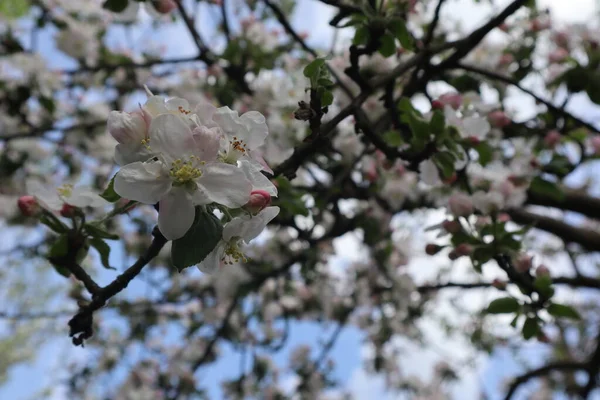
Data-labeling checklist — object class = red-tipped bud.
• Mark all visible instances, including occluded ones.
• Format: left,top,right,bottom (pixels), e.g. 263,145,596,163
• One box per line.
154,0,177,14
425,244,443,255
514,253,533,273
442,220,462,234
60,203,78,218
488,110,511,128
468,136,481,146
536,264,551,278
443,173,458,184
448,192,474,217
492,278,507,290
455,243,473,256
431,100,444,110
18,196,40,217
497,213,511,223
448,250,459,261
244,190,272,213
544,130,562,148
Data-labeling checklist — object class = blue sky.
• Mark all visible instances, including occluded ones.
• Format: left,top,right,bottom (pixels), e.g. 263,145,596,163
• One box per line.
2,0,600,399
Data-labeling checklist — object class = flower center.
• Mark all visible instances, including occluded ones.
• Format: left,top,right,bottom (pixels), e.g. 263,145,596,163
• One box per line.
57,184,73,198
178,106,191,115
222,136,248,164
169,156,204,186
221,239,248,265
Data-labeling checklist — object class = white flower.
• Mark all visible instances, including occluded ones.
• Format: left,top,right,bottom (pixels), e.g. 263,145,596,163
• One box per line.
113,114,252,240
419,159,441,186
26,179,108,211
444,105,491,140
212,106,271,172
197,206,280,274
107,110,153,165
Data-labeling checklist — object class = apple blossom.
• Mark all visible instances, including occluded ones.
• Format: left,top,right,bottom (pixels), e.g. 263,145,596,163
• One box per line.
26,179,109,212
113,114,252,240
197,206,280,274
17,195,40,217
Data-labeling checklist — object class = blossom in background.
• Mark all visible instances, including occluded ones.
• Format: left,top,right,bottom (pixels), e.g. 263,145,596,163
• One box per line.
26,179,108,211
197,206,280,274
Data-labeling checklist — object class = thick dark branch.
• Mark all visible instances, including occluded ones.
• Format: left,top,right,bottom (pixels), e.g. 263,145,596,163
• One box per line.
67,228,167,346
220,0,231,41
63,55,202,75
507,208,600,252
504,361,586,400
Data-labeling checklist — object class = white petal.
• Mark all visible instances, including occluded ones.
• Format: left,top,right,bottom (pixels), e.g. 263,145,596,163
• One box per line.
240,111,268,149
419,159,441,186
67,188,109,208
114,143,153,166
192,126,221,161
149,114,196,162
197,163,251,208
26,179,62,210
197,242,226,274
158,187,195,240
114,161,171,204
223,206,279,243
239,160,277,196
107,111,146,145
463,116,490,139
165,97,191,114
143,95,168,117
193,100,218,128
212,106,243,137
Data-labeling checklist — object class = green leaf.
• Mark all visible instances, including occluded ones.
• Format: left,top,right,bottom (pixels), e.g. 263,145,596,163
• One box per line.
522,317,539,340
0,0,30,19
378,34,396,57
433,151,456,179
171,207,223,271
321,90,334,107
102,0,129,12
85,223,119,240
303,58,326,80
392,19,413,51
567,128,589,142
529,177,565,203
40,212,69,234
429,110,445,135
383,130,403,147
353,25,369,46
485,297,520,314
317,78,335,88
49,235,69,259
100,175,121,203
39,96,55,114
90,237,115,269
474,142,493,166
547,303,581,320
533,275,554,298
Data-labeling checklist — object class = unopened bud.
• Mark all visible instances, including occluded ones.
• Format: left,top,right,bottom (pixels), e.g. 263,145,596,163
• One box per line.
488,110,511,128
244,190,272,213
497,213,511,223
431,100,444,110
514,253,533,273
544,130,561,149
590,135,600,155
448,250,459,261
294,101,315,121
536,264,551,278
455,243,473,256
60,203,78,218
425,244,442,255
437,93,463,110
154,0,177,14
18,195,40,217
442,220,462,234
448,192,474,217
492,278,507,290
498,53,514,66
548,48,569,64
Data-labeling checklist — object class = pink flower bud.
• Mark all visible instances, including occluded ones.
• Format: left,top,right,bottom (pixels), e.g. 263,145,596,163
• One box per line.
244,190,272,213
442,220,462,234
514,253,533,273
498,23,510,32
60,203,78,218
155,0,177,14
548,48,569,64
498,53,514,66
492,278,507,290
544,130,562,148
455,243,473,256
448,250,459,261
425,244,442,255
536,264,551,278
497,213,511,223
431,100,444,110
553,31,569,48
438,93,463,110
468,136,481,145
18,196,40,217
488,110,511,128
590,135,600,154
448,192,474,217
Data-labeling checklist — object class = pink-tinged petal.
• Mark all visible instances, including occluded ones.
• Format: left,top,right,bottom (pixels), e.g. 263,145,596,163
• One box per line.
252,153,273,174
107,111,147,145
212,106,245,138
114,161,171,204
158,186,195,240
239,160,277,196
149,114,196,162
192,126,221,161
193,99,218,128
197,163,251,208
144,95,168,116
223,206,279,243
